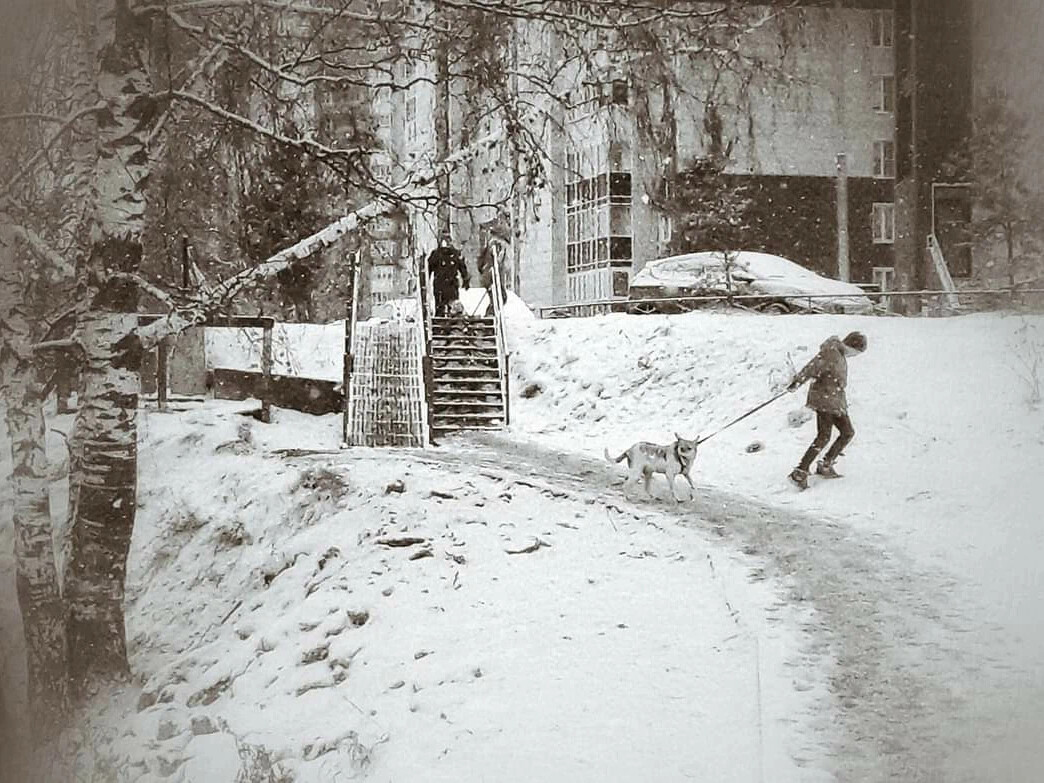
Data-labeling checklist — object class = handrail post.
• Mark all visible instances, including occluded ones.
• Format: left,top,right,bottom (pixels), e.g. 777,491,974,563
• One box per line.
490,254,510,427
343,251,361,446
419,252,436,445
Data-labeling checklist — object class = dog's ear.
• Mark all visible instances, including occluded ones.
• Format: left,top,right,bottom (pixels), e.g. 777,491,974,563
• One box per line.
674,431,681,441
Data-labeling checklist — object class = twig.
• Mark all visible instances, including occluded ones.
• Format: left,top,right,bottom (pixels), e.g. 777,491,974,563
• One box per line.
220,599,243,626
2,102,106,197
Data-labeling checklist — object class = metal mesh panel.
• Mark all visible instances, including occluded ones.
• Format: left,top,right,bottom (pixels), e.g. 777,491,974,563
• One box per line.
347,316,427,447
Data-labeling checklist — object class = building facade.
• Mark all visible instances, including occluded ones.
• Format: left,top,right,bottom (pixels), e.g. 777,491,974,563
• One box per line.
374,1,984,310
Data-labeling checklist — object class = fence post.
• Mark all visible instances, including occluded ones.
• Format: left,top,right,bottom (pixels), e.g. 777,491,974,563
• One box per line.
260,323,273,423
156,339,169,411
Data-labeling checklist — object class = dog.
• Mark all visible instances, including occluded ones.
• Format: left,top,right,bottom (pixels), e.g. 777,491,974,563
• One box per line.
604,433,699,503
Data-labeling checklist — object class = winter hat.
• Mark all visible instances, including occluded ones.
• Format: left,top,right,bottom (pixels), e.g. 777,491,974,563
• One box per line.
842,331,867,352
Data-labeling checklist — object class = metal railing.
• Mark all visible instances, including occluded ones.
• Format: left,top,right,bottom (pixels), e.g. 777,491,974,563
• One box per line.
926,234,961,312
489,254,511,426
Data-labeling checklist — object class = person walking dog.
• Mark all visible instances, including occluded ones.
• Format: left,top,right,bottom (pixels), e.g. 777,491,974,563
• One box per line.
787,330,867,490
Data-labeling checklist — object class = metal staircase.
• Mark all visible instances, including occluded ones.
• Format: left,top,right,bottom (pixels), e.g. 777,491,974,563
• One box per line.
428,316,506,433
421,255,510,441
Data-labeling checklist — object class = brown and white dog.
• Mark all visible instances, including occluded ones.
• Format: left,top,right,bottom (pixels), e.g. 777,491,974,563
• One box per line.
604,433,699,502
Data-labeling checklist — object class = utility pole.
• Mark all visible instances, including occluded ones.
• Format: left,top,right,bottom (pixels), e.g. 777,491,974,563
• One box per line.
836,153,850,282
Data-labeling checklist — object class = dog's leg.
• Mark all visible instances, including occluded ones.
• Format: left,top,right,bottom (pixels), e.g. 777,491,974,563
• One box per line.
643,470,653,498
683,470,696,500
668,472,682,503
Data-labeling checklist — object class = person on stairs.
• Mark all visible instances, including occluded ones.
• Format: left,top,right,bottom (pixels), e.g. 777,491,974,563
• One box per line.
786,330,867,490
426,232,471,317
476,240,509,317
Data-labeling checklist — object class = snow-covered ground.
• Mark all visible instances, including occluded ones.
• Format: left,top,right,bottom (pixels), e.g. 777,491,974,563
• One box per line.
0,402,832,782
200,304,1044,779
503,309,1044,780
3,306,1043,780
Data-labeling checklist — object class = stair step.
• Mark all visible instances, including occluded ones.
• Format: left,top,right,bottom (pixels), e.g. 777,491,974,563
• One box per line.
432,375,501,384
431,400,504,409
430,410,504,421
431,387,501,396
432,424,503,433
428,417,501,430
430,342,498,351
433,374,501,383
432,352,498,360
432,323,495,334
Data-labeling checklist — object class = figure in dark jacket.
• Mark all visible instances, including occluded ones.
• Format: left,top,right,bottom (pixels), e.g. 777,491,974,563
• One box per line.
787,330,867,489
426,233,470,317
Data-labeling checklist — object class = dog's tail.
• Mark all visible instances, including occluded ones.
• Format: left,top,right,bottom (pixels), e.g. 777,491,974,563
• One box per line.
604,447,627,465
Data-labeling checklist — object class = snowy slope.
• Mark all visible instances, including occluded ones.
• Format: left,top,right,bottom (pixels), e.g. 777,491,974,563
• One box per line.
0,402,830,782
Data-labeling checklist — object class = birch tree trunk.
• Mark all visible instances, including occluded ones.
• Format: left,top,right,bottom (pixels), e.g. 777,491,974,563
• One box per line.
61,0,102,589
64,0,151,693
64,312,141,689
0,227,71,735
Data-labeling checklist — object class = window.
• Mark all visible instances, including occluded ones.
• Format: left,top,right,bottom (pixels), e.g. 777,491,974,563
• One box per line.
871,10,893,48
566,136,633,275
371,153,391,182
872,75,895,113
404,91,417,143
872,266,895,292
871,202,895,244
872,140,895,178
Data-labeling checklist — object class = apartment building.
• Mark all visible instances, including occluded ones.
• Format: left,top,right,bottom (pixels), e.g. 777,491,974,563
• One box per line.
373,1,978,309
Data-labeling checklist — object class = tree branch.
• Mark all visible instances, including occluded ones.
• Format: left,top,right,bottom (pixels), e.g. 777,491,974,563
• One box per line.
102,271,179,310
134,119,511,348
9,225,76,280
149,44,228,152
1,102,107,199
169,90,372,161
0,112,65,124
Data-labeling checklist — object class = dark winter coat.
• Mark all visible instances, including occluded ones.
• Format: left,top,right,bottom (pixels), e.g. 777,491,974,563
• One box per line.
427,246,469,296
792,336,849,415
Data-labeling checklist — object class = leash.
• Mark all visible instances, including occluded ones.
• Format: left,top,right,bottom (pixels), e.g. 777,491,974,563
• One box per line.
696,389,792,446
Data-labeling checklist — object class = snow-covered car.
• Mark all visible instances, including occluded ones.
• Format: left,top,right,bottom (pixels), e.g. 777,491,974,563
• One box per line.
628,251,875,315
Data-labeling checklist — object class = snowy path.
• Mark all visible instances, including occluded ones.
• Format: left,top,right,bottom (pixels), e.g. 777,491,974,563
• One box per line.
308,432,996,782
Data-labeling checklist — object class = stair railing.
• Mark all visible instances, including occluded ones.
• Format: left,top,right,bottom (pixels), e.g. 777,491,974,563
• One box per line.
419,252,436,445
926,233,961,312
413,257,431,447
490,253,511,426
343,250,362,446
